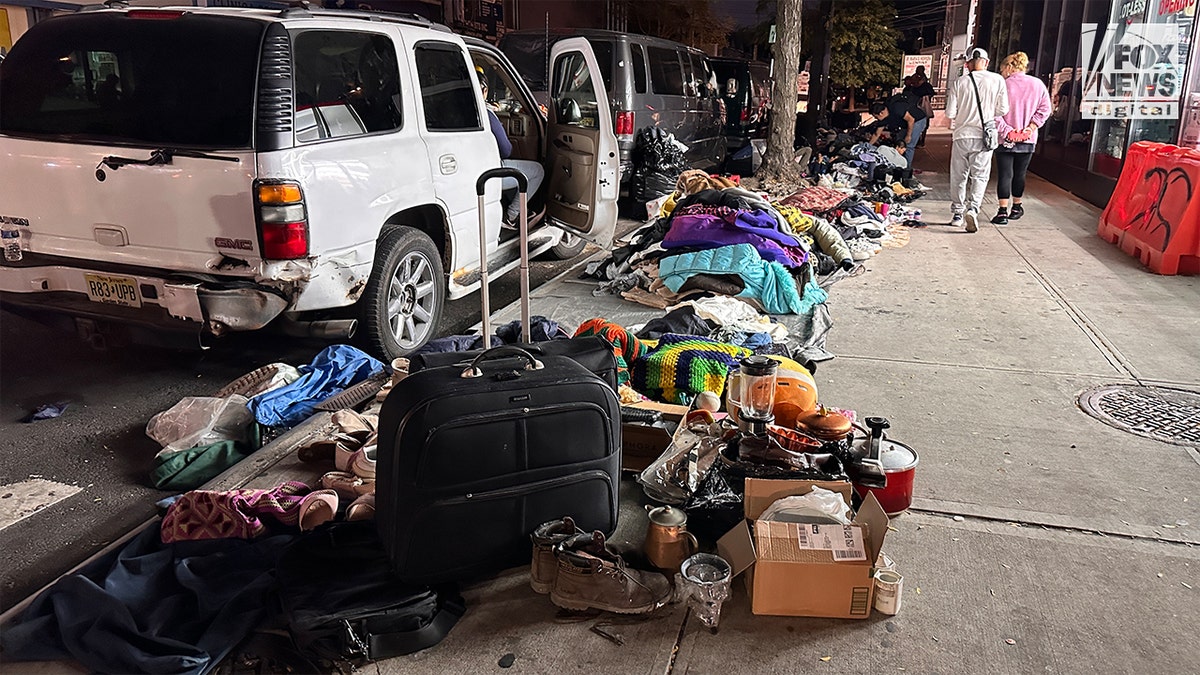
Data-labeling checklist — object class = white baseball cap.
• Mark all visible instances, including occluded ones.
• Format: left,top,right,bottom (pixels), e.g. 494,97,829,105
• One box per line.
967,47,989,61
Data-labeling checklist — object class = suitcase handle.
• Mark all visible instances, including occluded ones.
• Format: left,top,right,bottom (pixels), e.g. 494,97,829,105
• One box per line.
476,168,531,344
460,345,544,379
476,167,528,196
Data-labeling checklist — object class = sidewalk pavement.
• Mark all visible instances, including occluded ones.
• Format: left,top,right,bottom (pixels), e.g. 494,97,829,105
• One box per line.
14,133,1200,674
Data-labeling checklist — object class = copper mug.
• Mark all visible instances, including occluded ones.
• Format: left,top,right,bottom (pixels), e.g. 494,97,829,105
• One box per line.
644,505,699,571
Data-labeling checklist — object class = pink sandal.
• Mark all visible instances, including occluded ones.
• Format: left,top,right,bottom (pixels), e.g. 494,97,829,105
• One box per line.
298,489,339,531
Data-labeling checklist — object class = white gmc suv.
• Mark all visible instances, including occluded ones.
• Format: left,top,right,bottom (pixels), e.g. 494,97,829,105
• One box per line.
0,5,618,358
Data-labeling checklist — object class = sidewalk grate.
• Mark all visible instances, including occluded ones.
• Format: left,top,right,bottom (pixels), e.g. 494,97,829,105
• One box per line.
1078,385,1200,446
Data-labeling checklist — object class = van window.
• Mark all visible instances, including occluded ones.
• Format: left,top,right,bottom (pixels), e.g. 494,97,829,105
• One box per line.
552,50,600,129
414,42,480,131
647,46,684,96
630,44,647,94
0,13,263,147
293,31,402,142
586,39,614,94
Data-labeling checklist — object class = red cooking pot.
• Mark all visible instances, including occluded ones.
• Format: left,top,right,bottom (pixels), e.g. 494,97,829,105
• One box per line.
851,417,919,516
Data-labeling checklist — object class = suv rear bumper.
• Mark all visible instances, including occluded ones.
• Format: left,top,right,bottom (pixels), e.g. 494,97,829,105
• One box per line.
0,262,288,334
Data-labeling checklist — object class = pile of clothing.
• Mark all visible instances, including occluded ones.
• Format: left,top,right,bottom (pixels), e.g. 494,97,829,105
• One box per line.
589,170,839,318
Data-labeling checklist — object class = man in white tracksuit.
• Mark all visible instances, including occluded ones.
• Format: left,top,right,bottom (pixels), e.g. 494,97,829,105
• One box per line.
945,47,1009,232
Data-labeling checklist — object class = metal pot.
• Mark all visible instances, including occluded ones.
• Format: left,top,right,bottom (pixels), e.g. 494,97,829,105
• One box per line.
793,406,853,441
851,417,920,516
644,505,699,572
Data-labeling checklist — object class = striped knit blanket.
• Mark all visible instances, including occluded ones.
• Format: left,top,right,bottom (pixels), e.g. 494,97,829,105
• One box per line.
631,334,752,405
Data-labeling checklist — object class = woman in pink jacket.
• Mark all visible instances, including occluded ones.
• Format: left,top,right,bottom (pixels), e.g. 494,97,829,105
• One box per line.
992,52,1052,225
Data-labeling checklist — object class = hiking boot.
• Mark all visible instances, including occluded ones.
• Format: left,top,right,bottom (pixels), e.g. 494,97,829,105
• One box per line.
530,517,583,594
550,531,672,614
1008,203,1025,220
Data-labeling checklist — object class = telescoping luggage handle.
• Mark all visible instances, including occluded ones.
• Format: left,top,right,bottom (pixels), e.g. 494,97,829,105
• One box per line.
476,167,531,346
461,345,544,379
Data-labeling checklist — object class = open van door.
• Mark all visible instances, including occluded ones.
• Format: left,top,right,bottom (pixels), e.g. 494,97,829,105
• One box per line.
544,38,619,249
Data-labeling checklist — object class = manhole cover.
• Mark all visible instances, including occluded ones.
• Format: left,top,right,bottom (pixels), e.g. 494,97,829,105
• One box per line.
1078,385,1200,446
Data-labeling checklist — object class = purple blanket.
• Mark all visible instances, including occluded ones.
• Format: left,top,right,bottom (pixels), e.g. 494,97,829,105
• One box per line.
664,207,806,267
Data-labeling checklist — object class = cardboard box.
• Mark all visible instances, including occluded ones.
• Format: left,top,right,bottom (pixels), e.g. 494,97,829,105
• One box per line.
621,422,674,472
620,402,689,472
717,478,890,619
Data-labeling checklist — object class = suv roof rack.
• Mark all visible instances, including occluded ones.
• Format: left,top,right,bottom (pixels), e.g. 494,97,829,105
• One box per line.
276,6,450,31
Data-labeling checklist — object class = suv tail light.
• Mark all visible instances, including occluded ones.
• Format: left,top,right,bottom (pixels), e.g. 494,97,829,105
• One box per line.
615,110,635,138
255,180,309,259
126,10,186,19
741,107,750,122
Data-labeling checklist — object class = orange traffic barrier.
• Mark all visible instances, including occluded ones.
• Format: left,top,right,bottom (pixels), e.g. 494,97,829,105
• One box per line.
1099,141,1200,275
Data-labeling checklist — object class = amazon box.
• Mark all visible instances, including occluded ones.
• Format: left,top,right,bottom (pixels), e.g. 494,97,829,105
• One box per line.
716,478,889,619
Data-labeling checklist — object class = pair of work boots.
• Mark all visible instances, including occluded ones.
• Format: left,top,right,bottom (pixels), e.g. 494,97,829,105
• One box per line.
530,517,671,614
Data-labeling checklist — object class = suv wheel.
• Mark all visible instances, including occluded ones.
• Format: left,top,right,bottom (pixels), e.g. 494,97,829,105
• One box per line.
360,227,444,359
542,229,588,260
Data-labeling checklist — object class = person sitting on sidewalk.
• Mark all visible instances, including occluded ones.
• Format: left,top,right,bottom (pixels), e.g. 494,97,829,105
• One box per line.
481,70,544,229
945,47,1009,233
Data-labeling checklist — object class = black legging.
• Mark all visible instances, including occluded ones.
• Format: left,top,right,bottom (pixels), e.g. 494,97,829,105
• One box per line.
995,151,1034,200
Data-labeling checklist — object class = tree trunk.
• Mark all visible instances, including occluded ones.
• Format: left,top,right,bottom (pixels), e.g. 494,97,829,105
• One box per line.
757,0,803,184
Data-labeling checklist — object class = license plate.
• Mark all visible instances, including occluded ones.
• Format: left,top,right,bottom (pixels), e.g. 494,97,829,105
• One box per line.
84,273,141,308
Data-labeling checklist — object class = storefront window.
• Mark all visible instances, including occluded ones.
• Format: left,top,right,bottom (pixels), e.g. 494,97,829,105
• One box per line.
1087,0,1195,177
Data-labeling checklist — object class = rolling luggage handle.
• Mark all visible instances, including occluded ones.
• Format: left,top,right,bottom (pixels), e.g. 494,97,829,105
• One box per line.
475,167,531,346
461,345,544,379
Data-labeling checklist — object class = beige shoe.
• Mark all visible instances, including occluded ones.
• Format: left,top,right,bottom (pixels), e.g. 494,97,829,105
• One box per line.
345,493,376,521
550,531,672,614
529,517,583,594
319,470,375,502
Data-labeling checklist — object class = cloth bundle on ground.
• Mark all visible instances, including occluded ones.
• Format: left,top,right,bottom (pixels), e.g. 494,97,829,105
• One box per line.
631,333,753,404
780,185,851,213
160,481,318,543
775,205,852,265
663,204,807,268
0,524,291,675
675,169,739,196
150,436,259,491
658,244,806,315
635,305,718,340
249,345,385,428
573,318,648,385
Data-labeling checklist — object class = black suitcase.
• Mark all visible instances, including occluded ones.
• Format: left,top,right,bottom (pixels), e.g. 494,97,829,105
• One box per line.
409,335,618,391
376,168,621,585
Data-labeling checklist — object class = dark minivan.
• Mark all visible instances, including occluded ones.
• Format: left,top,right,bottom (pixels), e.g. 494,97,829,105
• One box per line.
709,57,773,150
500,29,725,182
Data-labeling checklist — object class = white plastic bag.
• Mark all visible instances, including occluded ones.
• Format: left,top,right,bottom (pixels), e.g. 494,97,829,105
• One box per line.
758,486,852,524
147,395,254,457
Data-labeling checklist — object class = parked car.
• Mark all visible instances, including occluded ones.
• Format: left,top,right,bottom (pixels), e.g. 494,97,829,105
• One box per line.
0,6,618,359
709,57,772,150
499,29,726,182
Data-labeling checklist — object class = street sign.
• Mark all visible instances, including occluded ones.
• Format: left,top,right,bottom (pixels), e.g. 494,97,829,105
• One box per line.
902,54,934,80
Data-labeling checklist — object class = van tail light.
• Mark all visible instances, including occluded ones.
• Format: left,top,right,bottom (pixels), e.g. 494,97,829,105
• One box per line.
615,110,635,138
255,180,309,260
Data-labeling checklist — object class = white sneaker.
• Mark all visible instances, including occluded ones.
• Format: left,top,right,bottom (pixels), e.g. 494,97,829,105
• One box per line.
950,213,964,227
964,210,978,233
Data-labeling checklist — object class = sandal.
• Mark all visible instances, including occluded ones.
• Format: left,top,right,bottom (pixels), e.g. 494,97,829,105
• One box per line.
297,490,339,531
320,470,375,502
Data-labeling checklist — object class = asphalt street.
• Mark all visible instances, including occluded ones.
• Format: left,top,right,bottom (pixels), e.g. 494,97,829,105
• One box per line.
0,227,632,613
